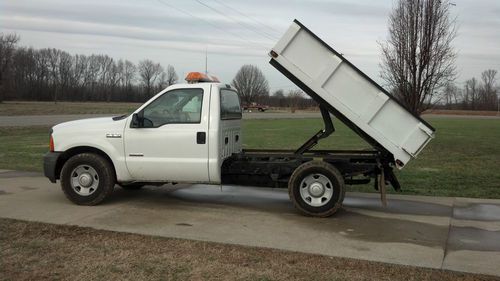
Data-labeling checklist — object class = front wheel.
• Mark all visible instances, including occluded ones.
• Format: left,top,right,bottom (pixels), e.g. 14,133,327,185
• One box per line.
288,161,345,217
60,153,115,205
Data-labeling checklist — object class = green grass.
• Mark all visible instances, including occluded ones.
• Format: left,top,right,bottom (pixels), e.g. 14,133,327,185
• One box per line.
1,117,499,198
0,126,50,172
243,118,369,150
243,117,500,198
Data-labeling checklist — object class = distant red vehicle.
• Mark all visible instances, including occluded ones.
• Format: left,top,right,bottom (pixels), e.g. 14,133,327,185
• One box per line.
242,102,269,112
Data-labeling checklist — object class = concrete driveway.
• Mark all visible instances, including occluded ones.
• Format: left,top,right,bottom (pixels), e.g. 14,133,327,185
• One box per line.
0,170,499,277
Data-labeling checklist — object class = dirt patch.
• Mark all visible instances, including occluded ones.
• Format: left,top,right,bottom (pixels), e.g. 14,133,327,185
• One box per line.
1,218,498,281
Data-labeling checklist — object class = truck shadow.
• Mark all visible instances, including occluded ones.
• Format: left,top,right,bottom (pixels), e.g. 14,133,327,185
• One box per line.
106,184,452,248
110,183,452,217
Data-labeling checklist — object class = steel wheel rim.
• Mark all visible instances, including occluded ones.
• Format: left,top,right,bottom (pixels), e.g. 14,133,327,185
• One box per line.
299,173,333,207
70,165,99,196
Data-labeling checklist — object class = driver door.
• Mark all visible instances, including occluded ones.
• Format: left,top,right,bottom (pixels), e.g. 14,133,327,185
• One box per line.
124,87,210,182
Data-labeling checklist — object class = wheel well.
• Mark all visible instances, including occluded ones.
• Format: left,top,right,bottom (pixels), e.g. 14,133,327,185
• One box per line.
55,146,116,181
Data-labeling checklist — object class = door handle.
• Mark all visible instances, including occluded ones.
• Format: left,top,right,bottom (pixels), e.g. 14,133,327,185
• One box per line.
197,132,206,144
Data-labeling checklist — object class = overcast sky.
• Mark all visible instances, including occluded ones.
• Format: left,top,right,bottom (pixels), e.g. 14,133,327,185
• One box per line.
2,0,499,91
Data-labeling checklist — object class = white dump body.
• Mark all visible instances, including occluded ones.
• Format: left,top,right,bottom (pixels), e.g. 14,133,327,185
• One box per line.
270,20,435,168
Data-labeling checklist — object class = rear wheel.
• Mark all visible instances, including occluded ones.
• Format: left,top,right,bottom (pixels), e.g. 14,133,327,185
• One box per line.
60,153,115,205
288,161,345,217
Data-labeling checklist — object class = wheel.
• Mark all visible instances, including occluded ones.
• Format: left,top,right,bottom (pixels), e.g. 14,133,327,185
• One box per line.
60,153,115,205
258,108,264,112
119,183,144,190
288,161,345,217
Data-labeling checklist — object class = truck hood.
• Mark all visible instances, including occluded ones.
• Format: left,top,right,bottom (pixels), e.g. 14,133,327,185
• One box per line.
53,116,128,133
50,115,130,158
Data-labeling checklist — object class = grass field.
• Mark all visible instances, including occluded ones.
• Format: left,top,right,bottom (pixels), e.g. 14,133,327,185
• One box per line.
243,118,500,198
1,218,496,281
0,117,499,198
0,101,140,116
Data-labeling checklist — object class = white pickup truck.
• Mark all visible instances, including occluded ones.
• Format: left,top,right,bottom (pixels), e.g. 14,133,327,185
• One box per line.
43,20,435,217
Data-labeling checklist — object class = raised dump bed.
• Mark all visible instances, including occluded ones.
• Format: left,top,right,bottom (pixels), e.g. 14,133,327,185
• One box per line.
269,20,435,168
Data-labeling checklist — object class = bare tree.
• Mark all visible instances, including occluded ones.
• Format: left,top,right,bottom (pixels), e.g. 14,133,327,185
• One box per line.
84,55,101,101
380,0,457,115
0,33,20,102
442,82,460,108
95,55,113,101
232,64,269,104
157,71,168,91
464,78,479,110
288,89,303,113
71,54,88,100
138,59,163,98
157,65,178,91
480,69,497,110
166,65,178,86
272,89,285,98
122,60,136,89
107,61,121,102
58,51,72,100
45,48,62,103
33,48,50,100
119,60,136,101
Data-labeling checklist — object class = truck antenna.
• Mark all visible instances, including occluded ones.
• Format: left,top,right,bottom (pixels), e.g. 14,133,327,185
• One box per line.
205,47,208,75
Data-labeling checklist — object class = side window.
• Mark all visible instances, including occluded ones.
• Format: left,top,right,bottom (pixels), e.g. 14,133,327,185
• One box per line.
220,89,242,120
142,88,203,127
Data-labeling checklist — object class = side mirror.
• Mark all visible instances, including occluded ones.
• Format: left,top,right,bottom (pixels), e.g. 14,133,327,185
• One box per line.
131,113,141,128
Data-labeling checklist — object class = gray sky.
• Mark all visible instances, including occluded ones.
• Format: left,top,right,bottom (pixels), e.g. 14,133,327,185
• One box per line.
2,0,499,91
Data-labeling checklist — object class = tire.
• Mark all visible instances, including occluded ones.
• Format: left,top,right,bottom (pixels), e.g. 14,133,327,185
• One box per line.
288,160,345,217
119,183,144,190
60,153,115,205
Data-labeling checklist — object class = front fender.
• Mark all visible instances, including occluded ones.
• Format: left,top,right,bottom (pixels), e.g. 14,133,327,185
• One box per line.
54,135,132,182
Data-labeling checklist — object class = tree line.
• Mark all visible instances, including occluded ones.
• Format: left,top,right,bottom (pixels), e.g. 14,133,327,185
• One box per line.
441,70,499,110
0,34,178,103
3,31,495,112
0,35,315,109
231,64,315,110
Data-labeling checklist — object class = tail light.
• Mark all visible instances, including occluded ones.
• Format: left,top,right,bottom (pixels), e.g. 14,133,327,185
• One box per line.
49,135,54,152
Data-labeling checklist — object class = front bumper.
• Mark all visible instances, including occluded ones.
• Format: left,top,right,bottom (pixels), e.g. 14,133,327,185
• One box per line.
43,152,63,183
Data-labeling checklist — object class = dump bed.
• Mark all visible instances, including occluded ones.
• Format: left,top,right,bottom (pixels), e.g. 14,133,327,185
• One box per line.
270,20,435,168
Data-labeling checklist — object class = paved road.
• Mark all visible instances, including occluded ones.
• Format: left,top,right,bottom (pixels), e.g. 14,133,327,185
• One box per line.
1,170,499,277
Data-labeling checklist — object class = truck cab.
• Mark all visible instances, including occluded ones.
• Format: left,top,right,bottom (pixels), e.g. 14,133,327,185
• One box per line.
124,81,242,184
44,76,242,204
